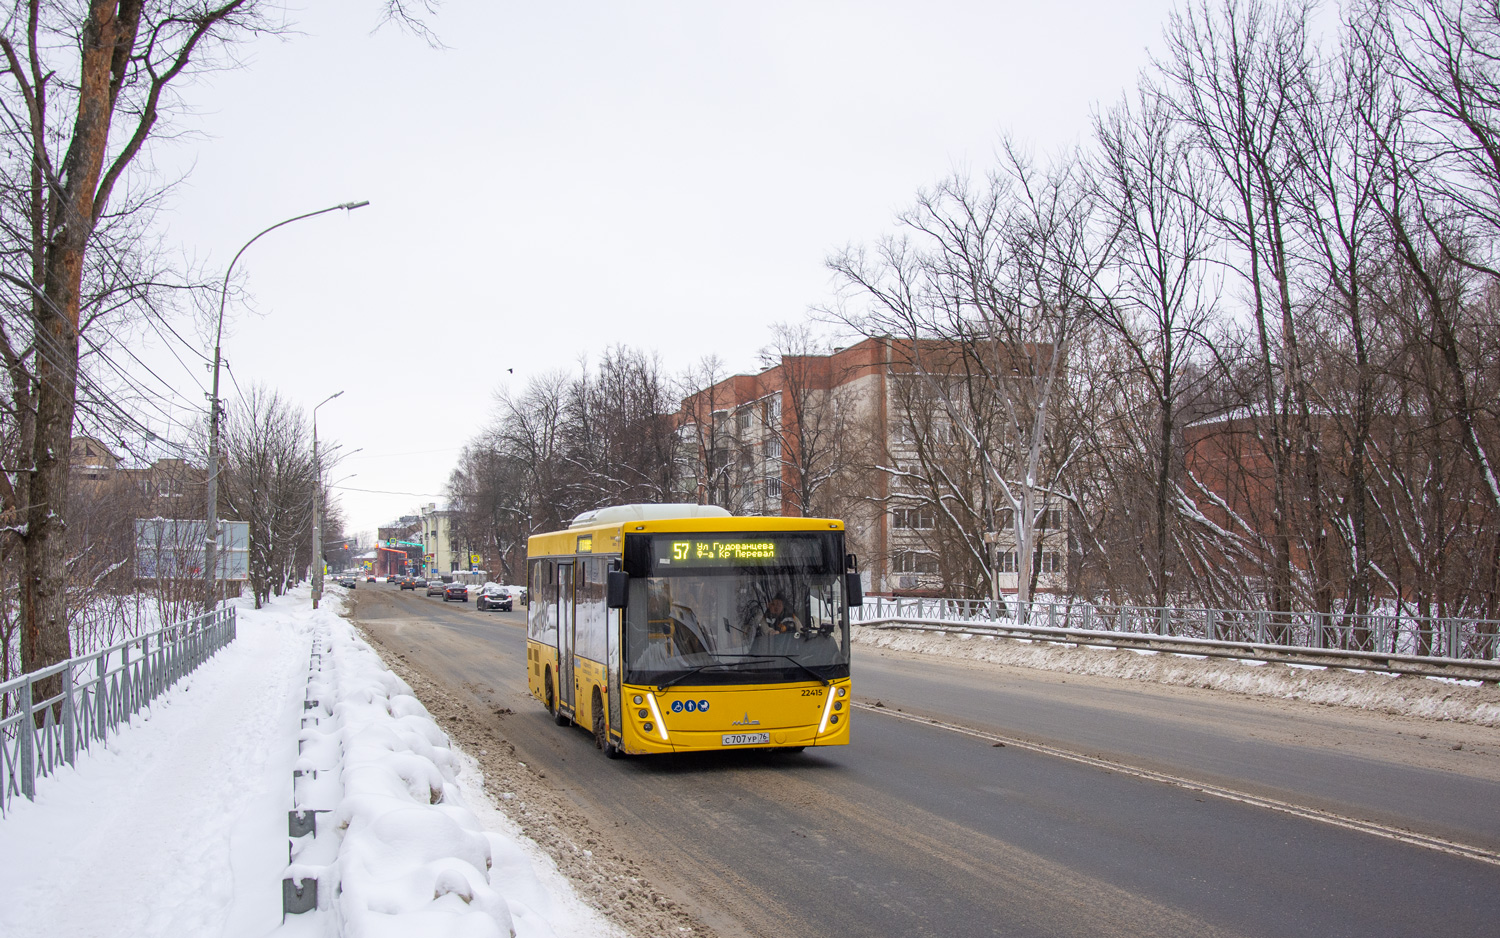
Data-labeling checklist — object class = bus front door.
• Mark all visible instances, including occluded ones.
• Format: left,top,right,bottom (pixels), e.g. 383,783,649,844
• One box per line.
557,561,576,717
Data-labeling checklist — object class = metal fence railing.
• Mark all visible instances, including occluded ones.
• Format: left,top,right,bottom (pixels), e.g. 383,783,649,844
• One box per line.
1,605,237,815
853,596,1500,662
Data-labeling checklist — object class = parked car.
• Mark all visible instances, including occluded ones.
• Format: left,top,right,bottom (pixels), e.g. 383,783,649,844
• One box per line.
399,576,416,591
426,579,446,596
443,582,469,603
475,584,512,611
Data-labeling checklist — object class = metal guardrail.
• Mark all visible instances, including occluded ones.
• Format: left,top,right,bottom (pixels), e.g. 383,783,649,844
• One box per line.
0,605,237,815
854,597,1500,670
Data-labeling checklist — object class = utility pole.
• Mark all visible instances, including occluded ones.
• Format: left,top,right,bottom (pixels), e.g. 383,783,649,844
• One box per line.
201,200,369,613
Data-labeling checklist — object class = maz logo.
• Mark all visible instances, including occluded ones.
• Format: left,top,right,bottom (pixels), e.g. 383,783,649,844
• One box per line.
731,713,761,726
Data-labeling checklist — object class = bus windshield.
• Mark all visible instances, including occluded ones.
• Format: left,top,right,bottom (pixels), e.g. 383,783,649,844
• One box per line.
623,570,850,686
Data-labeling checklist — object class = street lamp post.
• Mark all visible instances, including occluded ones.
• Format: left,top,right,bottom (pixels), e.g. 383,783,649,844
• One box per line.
311,391,345,609
202,200,369,613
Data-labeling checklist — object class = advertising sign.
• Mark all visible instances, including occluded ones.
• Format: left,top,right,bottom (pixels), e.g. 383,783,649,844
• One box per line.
134,518,250,581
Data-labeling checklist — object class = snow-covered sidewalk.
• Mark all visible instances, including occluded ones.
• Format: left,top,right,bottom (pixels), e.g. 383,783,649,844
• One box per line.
0,588,619,938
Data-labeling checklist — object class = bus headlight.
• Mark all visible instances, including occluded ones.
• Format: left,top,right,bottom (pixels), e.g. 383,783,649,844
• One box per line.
818,687,838,734
645,693,670,740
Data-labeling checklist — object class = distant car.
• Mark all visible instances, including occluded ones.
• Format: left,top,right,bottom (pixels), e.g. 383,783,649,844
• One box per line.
497,584,528,606
335,576,355,589
475,584,512,611
366,575,376,583
412,577,428,587
443,582,469,603
399,576,416,590
426,579,446,596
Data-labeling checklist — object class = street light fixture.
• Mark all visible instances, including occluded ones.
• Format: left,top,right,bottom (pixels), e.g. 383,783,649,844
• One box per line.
311,390,344,609
202,200,369,612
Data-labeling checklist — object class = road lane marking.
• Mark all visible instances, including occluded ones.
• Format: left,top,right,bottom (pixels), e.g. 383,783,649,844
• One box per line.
855,702,1500,868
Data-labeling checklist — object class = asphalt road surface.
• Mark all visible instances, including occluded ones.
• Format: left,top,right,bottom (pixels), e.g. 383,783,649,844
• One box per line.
351,585,1500,938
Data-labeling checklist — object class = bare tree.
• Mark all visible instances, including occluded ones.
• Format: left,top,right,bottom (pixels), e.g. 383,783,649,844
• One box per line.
1088,87,1218,607
221,386,313,608
1157,0,1333,619
831,145,1102,605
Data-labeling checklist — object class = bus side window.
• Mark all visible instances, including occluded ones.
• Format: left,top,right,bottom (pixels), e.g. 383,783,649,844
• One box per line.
529,559,556,642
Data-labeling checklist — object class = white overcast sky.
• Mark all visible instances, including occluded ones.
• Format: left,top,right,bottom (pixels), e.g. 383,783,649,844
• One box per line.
141,0,1182,538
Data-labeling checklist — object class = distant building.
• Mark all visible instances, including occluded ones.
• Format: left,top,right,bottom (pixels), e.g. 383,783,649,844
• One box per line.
69,437,206,503
420,503,472,575
676,337,1068,597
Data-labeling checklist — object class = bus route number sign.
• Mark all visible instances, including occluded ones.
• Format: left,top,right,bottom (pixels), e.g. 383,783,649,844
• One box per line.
667,539,778,565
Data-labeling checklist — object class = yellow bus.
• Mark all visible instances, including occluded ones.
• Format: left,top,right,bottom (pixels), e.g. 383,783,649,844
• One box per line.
525,504,860,756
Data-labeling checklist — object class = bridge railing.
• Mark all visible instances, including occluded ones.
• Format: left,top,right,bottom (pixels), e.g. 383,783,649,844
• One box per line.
0,605,237,815
853,596,1500,661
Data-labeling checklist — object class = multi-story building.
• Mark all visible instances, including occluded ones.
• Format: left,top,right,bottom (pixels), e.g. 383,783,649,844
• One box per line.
677,337,1069,597
69,436,206,502
420,503,475,576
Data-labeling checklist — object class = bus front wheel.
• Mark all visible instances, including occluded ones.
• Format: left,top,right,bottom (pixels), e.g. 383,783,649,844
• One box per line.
548,670,570,726
593,688,621,758
544,669,561,722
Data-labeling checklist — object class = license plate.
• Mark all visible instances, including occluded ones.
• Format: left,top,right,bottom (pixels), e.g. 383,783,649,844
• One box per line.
721,732,770,746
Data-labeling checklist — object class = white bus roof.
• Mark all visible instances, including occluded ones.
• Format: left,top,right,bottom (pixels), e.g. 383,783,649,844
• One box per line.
568,503,732,528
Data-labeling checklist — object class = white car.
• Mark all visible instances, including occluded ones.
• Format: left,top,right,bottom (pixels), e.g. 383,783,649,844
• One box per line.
494,584,528,605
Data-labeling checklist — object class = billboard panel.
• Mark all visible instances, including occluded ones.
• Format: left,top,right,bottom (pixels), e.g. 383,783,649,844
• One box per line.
134,518,250,581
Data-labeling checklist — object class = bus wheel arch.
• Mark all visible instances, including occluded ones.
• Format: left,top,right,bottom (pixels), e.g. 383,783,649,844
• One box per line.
544,667,566,725
593,686,621,759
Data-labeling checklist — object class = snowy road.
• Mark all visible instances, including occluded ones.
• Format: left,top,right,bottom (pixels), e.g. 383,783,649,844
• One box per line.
354,586,1500,938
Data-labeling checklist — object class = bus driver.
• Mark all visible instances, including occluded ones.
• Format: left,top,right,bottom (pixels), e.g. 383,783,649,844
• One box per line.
754,595,804,636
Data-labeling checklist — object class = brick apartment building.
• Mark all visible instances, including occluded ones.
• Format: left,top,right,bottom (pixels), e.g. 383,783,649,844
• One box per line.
676,337,1068,597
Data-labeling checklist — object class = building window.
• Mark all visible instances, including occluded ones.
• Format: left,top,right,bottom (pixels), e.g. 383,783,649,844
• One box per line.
764,438,781,461
764,476,781,500
893,551,939,574
1039,550,1062,573
999,507,1062,530
768,396,782,424
736,409,751,431
892,507,936,529
998,550,1018,573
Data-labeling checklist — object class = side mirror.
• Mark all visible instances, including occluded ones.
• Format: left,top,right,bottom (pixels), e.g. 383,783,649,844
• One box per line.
607,570,630,609
845,572,864,608
843,553,863,608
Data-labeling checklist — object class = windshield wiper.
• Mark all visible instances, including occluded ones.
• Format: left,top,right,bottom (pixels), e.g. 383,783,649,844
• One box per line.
758,654,831,686
655,663,734,692
653,654,832,691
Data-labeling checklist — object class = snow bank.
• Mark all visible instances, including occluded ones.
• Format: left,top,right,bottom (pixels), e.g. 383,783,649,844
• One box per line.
306,613,516,937
855,626,1500,726
308,600,623,938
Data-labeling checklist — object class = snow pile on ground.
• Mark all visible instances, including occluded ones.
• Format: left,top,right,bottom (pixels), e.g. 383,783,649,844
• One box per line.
0,587,620,938
854,626,1500,726
313,612,518,937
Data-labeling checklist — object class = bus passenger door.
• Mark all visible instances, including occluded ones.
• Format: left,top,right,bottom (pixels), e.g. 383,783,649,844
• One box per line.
557,561,576,717
606,562,622,745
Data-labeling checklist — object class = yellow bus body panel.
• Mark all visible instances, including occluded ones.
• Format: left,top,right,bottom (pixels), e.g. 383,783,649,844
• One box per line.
614,679,851,754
